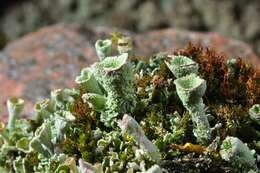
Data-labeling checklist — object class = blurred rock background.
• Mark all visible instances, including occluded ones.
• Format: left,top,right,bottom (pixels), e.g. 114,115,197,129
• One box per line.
1,0,260,55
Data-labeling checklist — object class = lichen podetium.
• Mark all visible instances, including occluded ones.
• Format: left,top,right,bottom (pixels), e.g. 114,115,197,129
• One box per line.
0,35,259,173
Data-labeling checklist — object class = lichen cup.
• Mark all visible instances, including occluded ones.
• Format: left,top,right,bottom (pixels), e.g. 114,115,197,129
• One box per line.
100,53,128,72
75,68,103,94
29,122,53,157
34,99,53,123
174,74,206,104
95,39,112,60
82,93,107,111
165,55,199,78
7,97,24,131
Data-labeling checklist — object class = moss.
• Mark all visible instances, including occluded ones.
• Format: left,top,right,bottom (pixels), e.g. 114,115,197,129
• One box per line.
174,43,259,108
1,37,259,172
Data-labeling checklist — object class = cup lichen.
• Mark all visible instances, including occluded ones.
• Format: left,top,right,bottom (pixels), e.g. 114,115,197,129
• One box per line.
249,104,260,125
75,67,103,95
220,136,257,171
93,53,137,127
7,97,24,131
174,74,211,145
167,55,212,145
0,36,259,173
165,55,199,78
95,39,112,60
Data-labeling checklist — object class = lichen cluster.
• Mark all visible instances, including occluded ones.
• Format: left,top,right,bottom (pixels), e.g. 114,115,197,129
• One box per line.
0,35,259,173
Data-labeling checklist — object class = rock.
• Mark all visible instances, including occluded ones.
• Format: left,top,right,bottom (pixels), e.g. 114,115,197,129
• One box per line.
0,24,97,120
1,0,260,55
134,29,260,66
136,1,165,31
0,24,259,120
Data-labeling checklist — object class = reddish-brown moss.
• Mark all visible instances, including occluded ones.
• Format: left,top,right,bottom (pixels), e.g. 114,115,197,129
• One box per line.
152,75,167,89
73,98,90,119
72,92,97,131
174,43,259,109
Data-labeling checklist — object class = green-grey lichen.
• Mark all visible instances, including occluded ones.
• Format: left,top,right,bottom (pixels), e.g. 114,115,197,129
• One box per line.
95,39,112,60
34,99,53,124
119,114,161,163
174,74,211,145
220,136,257,171
50,88,80,111
165,55,199,78
7,97,24,131
82,93,107,111
0,36,259,173
75,67,103,95
78,158,102,173
143,165,162,173
94,53,137,127
16,137,30,153
166,55,212,145
29,122,54,157
249,104,260,125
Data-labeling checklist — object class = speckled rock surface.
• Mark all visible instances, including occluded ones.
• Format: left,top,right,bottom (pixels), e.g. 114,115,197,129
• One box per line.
1,0,260,55
0,24,259,120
